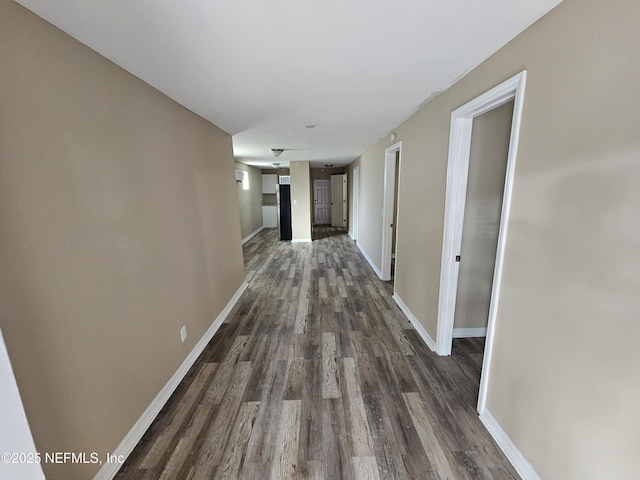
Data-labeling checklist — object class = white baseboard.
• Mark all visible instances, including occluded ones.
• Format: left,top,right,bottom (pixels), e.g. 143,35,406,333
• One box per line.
241,226,264,245
453,327,487,338
479,409,541,480
392,293,436,351
93,281,249,480
357,243,383,279
291,238,312,243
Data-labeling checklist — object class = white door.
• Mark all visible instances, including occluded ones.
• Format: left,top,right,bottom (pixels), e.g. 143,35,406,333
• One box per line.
313,180,331,225
331,175,345,228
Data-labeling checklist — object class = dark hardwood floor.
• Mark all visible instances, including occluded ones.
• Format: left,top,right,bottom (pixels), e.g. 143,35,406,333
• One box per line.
115,227,518,479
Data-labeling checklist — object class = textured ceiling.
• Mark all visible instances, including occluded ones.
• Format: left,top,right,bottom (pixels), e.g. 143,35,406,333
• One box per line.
15,0,563,168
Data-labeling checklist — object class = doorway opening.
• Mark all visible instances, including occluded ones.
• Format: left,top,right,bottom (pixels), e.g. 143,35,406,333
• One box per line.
351,166,359,242
381,141,402,283
312,168,348,241
391,151,400,281
435,71,527,415
453,99,514,342
452,99,514,411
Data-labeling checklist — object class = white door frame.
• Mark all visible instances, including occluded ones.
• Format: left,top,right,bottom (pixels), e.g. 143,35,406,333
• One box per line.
434,71,527,415
0,329,45,479
341,173,348,229
381,141,402,281
352,166,359,242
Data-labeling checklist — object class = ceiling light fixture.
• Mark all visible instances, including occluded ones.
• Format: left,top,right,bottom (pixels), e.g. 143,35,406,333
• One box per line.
270,148,284,158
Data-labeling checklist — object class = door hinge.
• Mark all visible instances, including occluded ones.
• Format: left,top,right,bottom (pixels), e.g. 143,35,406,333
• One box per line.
455,255,461,262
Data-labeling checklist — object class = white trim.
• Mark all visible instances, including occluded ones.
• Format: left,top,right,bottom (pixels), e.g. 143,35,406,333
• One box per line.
452,327,487,338
381,142,402,281
0,330,46,480
93,281,248,480
392,293,436,351
479,409,542,480
241,226,264,245
436,71,527,358
357,243,383,279
291,238,312,243
351,165,359,241
434,72,527,416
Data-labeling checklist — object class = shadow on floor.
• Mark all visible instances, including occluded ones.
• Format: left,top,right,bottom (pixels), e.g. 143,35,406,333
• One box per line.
312,225,347,240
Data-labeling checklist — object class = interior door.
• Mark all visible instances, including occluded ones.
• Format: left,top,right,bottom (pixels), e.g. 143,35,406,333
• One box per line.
313,180,331,225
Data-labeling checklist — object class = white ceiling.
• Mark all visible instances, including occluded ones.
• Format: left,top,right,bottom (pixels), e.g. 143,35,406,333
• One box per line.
15,0,562,169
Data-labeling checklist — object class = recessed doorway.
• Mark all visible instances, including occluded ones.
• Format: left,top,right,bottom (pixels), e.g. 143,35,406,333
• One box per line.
381,141,402,282
435,71,527,415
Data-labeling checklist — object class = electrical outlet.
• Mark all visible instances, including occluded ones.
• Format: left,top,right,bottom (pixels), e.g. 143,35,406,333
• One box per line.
180,326,187,343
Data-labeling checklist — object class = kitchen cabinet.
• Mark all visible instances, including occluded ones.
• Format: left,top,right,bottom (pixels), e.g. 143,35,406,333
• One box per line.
262,205,278,228
261,174,278,194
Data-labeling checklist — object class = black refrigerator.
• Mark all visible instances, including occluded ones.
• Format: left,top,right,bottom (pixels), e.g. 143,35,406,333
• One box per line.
276,184,292,241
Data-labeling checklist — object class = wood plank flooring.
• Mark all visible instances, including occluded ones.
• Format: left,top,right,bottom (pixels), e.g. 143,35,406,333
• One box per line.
115,227,518,480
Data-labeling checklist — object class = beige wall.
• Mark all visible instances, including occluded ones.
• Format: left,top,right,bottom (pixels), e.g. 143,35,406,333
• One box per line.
0,2,246,479
352,0,640,478
290,161,312,241
234,162,264,240
349,141,387,272
310,166,346,182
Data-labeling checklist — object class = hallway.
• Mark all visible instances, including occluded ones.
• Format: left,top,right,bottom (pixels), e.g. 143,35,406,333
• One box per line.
115,230,518,479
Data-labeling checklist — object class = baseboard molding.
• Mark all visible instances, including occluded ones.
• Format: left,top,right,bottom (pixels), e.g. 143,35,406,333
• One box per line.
453,327,487,338
241,226,264,245
291,238,312,243
392,293,436,351
357,243,383,279
479,409,541,480
93,281,249,480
